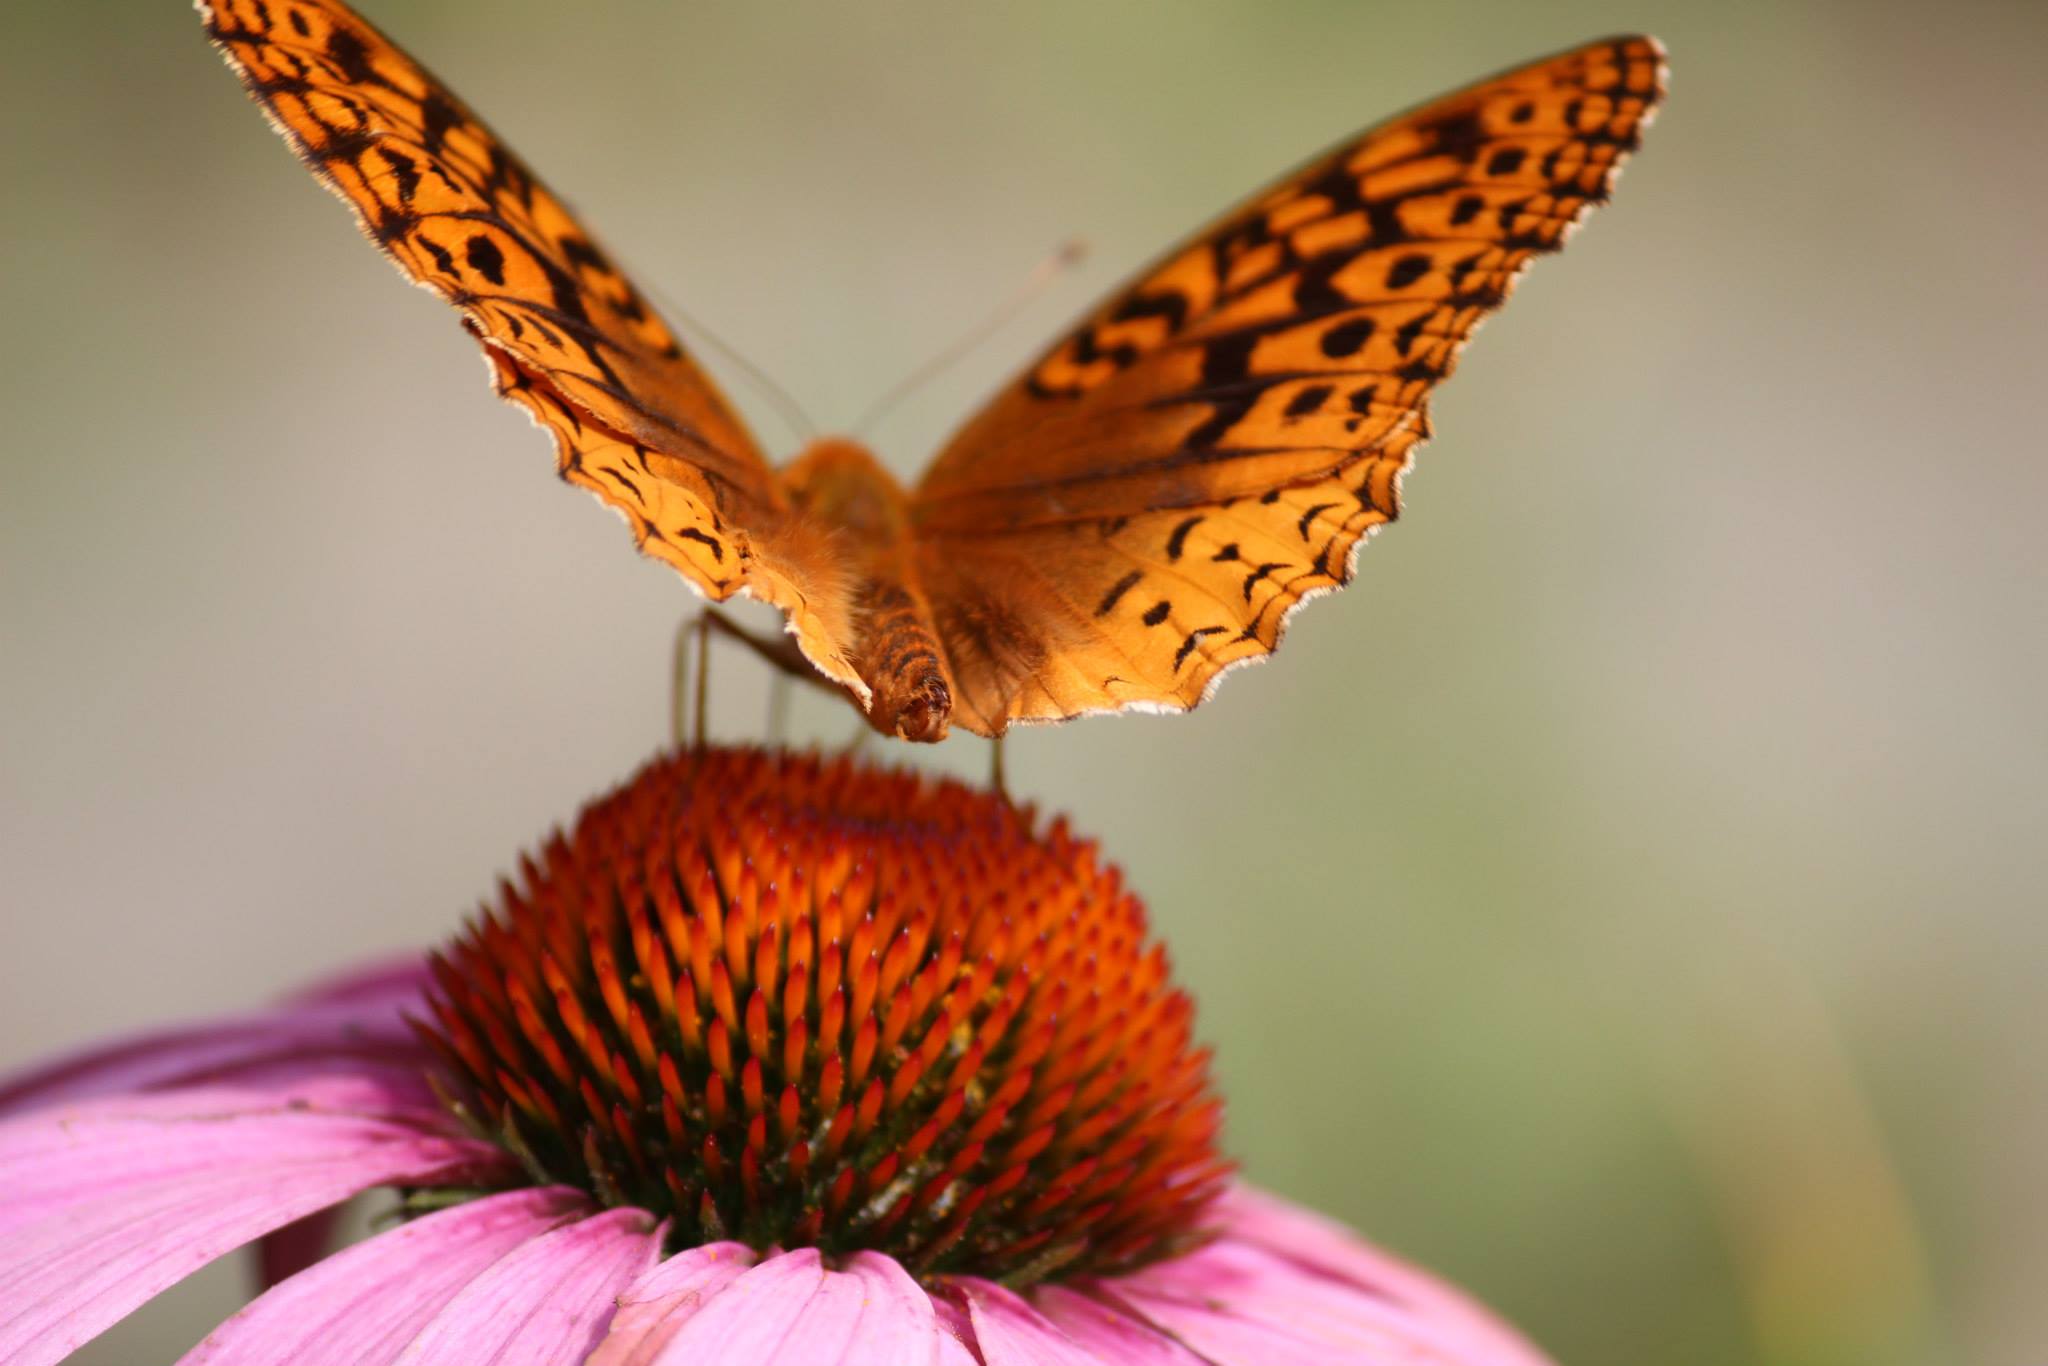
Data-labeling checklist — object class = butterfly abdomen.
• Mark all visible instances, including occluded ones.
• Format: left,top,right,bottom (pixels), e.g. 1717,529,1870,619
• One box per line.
781,438,957,741
851,579,954,743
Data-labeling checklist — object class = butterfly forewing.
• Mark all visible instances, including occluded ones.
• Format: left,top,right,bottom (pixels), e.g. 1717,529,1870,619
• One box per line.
200,0,877,698
201,2,781,540
910,36,1664,730
916,37,1663,527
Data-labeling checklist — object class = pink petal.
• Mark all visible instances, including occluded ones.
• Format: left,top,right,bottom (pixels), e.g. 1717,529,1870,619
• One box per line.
954,1278,1103,1366
0,1084,506,1366
1209,1186,1550,1364
388,1207,663,1365
612,1247,945,1366
0,997,439,1118
282,953,434,1008
585,1242,758,1366
1216,1184,1483,1304
0,956,449,1298
181,1188,590,1365
815,1253,942,1366
1086,1257,1364,1366
1029,1285,1206,1364
931,1296,986,1366
812,1252,946,1366
1098,1238,1551,1366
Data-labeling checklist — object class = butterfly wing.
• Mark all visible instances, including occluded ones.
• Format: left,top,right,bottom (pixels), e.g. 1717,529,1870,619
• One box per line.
200,0,866,696
913,36,1665,734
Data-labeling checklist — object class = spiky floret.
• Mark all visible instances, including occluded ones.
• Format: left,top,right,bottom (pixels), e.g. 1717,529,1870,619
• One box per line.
420,747,1228,1286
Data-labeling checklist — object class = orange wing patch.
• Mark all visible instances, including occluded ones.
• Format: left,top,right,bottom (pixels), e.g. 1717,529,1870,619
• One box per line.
200,0,869,702
915,36,1664,532
910,36,1663,733
201,2,779,548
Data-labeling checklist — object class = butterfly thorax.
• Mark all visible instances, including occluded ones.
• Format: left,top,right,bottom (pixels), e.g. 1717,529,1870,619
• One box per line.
781,438,957,743
781,438,911,542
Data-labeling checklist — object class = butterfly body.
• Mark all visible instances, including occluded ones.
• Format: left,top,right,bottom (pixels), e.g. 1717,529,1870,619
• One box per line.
781,438,956,741
201,0,1664,742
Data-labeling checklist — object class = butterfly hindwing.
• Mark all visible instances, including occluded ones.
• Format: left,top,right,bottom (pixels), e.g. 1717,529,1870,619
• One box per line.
920,469,1398,732
912,36,1664,731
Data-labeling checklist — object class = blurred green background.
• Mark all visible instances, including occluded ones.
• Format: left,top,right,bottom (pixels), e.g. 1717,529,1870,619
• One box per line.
2,1,2042,1363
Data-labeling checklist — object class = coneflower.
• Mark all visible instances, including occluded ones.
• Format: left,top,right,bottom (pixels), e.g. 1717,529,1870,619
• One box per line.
0,748,1549,1365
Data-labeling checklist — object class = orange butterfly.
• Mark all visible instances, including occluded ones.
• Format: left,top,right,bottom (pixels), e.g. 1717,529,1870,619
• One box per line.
201,1,1664,742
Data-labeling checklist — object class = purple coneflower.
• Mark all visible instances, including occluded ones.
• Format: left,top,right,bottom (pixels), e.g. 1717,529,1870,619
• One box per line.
1,748,1549,1365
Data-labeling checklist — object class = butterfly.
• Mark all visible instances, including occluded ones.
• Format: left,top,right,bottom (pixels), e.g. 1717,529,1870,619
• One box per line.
200,1,1664,742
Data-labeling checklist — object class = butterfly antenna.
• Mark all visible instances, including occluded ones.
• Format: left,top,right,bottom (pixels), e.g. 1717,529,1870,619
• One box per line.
643,280,819,445
852,238,1088,441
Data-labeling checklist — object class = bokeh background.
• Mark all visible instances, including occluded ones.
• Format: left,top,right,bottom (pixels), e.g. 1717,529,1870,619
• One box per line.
3,1,2042,1362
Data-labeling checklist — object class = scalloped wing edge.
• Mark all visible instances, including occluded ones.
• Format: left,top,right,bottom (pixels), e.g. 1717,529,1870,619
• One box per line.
974,36,1669,733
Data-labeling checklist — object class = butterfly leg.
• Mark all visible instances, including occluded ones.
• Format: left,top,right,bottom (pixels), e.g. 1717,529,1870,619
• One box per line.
671,615,696,751
989,735,1008,799
668,612,719,751
692,612,713,751
678,607,868,749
